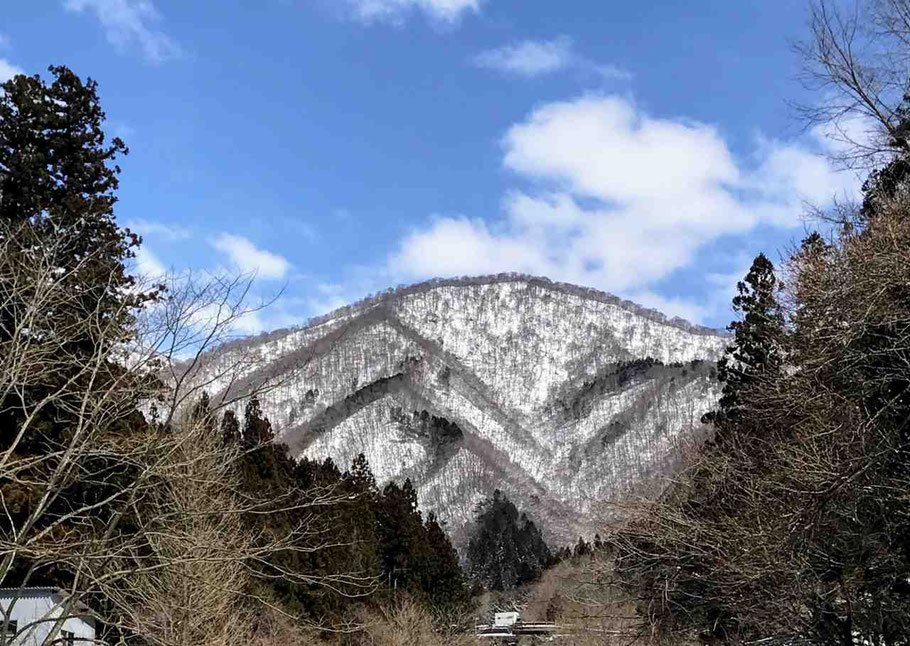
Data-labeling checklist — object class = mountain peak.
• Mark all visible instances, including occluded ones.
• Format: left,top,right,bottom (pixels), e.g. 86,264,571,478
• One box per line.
304,273,722,337
207,275,726,546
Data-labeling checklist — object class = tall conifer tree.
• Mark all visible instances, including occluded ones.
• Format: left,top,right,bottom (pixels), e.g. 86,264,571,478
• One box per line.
704,253,784,430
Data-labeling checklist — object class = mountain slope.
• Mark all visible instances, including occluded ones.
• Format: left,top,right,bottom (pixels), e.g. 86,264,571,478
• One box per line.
201,275,726,546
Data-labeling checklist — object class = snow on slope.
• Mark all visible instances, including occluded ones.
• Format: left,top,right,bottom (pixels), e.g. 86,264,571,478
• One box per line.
203,275,727,546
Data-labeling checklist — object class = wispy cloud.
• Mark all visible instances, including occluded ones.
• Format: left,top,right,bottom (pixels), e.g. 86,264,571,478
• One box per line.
272,215,320,243
389,95,859,323
474,37,574,77
0,58,23,82
474,36,629,80
63,0,181,63
125,219,192,241
345,0,484,24
133,246,167,278
0,34,11,48
309,283,354,315
212,234,291,280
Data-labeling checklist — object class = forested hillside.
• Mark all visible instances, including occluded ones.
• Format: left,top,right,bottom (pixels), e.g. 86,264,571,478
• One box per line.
186,276,726,546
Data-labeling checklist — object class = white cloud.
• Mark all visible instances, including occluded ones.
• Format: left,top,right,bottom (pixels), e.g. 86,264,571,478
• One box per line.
212,234,291,280
192,302,266,336
474,36,630,79
125,219,192,241
390,95,859,324
230,296,314,335
133,246,166,278
0,58,23,82
345,0,483,24
63,0,181,63
308,283,355,316
474,37,574,77
625,290,709,326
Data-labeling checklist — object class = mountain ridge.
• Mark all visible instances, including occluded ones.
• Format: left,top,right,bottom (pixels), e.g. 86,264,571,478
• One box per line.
197,274,727,547
219,273,725,355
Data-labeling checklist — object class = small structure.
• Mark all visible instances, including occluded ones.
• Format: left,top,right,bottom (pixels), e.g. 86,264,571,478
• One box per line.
477,611,558,642
0,588,96,645
493,612,519,628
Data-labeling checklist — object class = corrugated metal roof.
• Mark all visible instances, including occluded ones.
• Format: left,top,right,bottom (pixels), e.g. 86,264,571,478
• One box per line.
0,587,65,596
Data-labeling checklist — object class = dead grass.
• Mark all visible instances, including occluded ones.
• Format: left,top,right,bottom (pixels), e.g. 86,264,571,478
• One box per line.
519,555,648,645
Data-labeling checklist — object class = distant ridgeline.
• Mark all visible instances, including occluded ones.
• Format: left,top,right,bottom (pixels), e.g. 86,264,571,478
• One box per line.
218,273,722,354
188,275,727,547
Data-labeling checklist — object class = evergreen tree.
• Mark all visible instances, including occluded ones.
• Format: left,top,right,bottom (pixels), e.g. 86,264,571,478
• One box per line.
611,205,910,642
340,454,380,584
376,479,425,592
422,513,468,608
860,90,910,218
467,490,551,591
0,65,145,446
348,452,378,493
236,400,293,503
242,395,274,447
0,67,141,315
0,66,153,590
189,391,216,435
703,253,784,430
220,409,240,446
294,455,342,489
573,536,591,558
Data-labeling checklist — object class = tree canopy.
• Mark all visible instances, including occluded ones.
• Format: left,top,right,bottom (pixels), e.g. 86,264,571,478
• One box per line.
466,490,552,591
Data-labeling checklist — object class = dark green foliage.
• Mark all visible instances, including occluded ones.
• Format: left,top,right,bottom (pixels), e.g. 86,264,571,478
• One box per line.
422,513,466,607
0,66,152,349
0,66,156,590
466,490,551,591
861,156,910,217
556,359,713,422
348,452,377,492
294,455,342,489
2,67,124,222
376,479,424,591
860,91,910,217
392,409,464,447
374,477,467,606
232,399,298,596
611,201,910,643
0,64,142,444
556,358,660,420
222,404,469,623
189,391,217,436
573,537,591,558
391,408,464,466
361,462,469,610
305,373,408,438
242,395,274,447
703,253,783,430
220,409,240,445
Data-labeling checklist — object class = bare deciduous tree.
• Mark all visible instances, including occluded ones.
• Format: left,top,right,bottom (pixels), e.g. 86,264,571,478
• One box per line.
606,189,910,644
798,0,910,167
0,221,368,646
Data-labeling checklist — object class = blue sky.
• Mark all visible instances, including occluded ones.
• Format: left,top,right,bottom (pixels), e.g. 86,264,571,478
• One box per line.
1,0,863,331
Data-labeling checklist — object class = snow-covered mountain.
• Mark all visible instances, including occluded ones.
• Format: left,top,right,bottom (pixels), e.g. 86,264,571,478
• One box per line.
201,275,727,546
